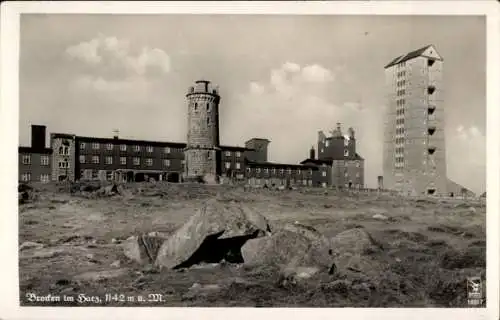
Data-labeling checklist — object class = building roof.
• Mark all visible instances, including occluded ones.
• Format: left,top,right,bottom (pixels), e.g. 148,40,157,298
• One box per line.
384,45,442,69
19,146,53,154
246,160,318,170
220,145,254,151
299,158,333,165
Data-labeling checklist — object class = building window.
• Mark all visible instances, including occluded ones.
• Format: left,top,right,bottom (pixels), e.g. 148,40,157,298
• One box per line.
164,147,170,153
79,155,86,164
297,169,301,174
181,160,185,166
92,143,100,150
59,146,69,155
246,168,251,173
40,174,50,183
235,151,242,158
120,157,127,165
272,168,277,174
236,163,241,169
344,149,349,157
225,151,231,157
225,162,231,169
134,145,141,152
105,156,113,165
133,157,140,165
321,148,324,153
106,143,113,151
40,155,49,166
279,168,284,174
263,168,269,174
322,171,327,177
146,158,153,166
120,144,127,152
80,142,86,150
356,161,360,168
147,146,154,153
91,156,99,164
287,168,292,174
106,171,113,181
22,154,31,165
163,159,170,167
21,173,31,182
325,140,329,147
303,179,307,186
256,168,261,173
58,160,69,168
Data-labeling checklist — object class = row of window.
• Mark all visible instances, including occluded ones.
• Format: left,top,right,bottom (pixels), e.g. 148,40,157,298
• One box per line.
246,167,312,175
396,61,407,69
396,70,406,77
395,147,405,154
395,137,405,145
193,102,211,111
79,155,182,167
395,128,406,135
396,99,406,107
396,80,406,87
21,155,50,165
395,156,405,163
79,142,184,154
252,178,313,187
396,89,406,96
396,118,405,126
20,173,50,183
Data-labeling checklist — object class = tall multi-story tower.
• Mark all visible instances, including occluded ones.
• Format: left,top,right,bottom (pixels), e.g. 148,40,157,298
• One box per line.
383,45,447,196
184,80,221,184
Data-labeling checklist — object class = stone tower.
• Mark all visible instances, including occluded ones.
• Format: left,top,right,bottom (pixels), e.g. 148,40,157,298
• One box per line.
184,80,221,184
383,45,447,196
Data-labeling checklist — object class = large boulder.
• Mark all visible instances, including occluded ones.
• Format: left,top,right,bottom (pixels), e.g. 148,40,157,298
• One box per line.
241,223,334,274
122,234,167,265
329,228,385,276
155,199,271,269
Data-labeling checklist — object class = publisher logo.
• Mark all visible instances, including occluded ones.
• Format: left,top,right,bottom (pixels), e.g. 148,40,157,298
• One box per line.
467,276,483,306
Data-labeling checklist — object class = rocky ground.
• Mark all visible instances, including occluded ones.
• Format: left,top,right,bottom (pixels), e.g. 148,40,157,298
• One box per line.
18,182,486,307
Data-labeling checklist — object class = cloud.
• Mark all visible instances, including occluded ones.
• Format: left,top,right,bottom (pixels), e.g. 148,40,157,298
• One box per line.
65,34,171,102
447,125,486,193
66,34,171,77
222,62,383,188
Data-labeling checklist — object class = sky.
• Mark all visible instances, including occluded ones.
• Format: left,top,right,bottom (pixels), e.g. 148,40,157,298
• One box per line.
18,14,486,194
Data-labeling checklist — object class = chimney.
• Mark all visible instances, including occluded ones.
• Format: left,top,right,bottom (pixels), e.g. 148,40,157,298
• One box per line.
31,125,46,150
309,146,315,159
348,127,355,139
113,129,119,140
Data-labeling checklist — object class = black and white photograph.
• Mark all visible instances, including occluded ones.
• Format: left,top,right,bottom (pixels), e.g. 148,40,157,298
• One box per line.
1,2,499,320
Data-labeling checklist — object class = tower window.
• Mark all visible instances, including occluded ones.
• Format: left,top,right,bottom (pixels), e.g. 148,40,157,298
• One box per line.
428,127,436,136
207,103,210,111
427,86,436,95
194,102,198,110
428,147,436,155
428,106,436,115
428,59,435,67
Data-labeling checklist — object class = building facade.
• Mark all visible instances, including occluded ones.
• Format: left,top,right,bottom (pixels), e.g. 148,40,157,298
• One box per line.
18,125,52,183
301,123,365,189
383,45,447,196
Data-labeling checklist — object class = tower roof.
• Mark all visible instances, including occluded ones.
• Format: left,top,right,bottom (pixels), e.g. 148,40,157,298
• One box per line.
384,45,442,69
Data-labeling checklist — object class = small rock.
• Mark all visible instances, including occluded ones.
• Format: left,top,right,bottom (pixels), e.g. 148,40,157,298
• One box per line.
20,241,44,251
73,269,129,282
110,260,121,268
328,279,352,294
85,253,95,260
111,238,119,244
372,214,389,221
